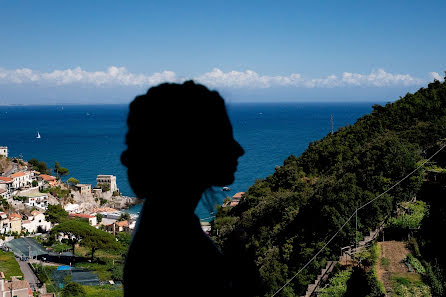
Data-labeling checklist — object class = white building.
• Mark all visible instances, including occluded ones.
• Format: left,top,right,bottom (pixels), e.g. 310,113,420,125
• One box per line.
24,193,49,210
0,212,10,233
10,172,32,189
21,210,52,233
69,213,97,226
0,177,13,199
0,146,7,158
64,203,80,213
96,175,119,192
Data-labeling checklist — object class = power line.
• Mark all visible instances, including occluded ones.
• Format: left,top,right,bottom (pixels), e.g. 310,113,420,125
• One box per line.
271,141,446,297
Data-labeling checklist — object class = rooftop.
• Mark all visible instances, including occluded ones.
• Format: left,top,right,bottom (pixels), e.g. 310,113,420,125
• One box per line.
232,192,245,199
0,176,13,182
24,192,48,198
116,220,129,227
39,174,57,181
8,213,21,220
70,213,94,219
10,172,27,178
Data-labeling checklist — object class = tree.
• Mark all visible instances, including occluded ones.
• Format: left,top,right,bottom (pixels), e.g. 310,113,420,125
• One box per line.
28,158,50,174
54,161,69,179
118,212,130,222
81,227,117,260
51,219,117,259
67,177,79,186
96,213,103,224
61,282,85,297
51,220,89,255
45,204,68,224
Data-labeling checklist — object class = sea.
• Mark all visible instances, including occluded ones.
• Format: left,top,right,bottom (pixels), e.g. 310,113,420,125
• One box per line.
0,102,382,219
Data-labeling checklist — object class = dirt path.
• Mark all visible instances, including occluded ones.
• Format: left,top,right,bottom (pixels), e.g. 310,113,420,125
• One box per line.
377,241,416,296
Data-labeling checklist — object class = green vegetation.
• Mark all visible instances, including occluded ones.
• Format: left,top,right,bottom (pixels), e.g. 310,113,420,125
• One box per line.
391,273,431,297
13,196,27,202
319,267,352,297
42,185,71,199
51,219,117,259
28,158,50,174
98,183,111,192
45,204,69,224
0,250,24,279
118,212,130,221
62,282,86,297
388,201,428,229
405,254,426,274
381,257,390,268
212,76,446,295
67,177,80,186
82,284,123,297
54,161,69,179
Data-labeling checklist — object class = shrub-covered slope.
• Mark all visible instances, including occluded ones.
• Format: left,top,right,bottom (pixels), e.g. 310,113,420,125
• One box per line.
212,78,446,296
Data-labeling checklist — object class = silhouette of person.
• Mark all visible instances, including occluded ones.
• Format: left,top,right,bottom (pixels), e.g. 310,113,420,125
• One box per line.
121,81,245,296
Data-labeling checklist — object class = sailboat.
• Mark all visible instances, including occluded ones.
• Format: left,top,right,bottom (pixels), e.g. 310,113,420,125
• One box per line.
36,132,41,139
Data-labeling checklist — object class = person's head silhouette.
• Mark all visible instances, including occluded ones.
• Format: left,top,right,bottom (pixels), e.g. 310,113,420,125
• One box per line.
121,80,244,212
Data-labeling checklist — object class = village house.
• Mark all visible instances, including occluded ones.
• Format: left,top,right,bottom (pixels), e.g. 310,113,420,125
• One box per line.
0,273,33,297
0,177,13,199
69,213,97,226
9,172,32,190
105,220,130,235
7,213,21,234
0,212,9,234
37,174,58,188
0,146,7,158
75,184,91,196
21,210,51,233
0,188,7,200
23,193,49,210
223,192,245,208
96,174,119,192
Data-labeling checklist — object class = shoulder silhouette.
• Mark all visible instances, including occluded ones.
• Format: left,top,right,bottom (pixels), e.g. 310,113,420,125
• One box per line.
122,81,249,296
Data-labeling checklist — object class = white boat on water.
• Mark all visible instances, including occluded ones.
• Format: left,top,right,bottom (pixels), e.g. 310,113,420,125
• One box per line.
36,132,41,139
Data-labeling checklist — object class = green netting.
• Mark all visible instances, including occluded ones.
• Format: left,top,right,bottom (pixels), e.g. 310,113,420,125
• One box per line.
51,268,100,287
5,237,47,258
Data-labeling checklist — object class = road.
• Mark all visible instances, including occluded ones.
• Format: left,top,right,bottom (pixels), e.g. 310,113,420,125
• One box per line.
18,260,40,289
2,162,17,177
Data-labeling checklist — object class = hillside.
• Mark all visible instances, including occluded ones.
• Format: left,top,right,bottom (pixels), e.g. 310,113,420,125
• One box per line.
0,155,11,174
212,77,446,296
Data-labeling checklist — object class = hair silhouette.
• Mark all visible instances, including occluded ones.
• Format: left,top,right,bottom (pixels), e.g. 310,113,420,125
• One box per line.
122,81,248,296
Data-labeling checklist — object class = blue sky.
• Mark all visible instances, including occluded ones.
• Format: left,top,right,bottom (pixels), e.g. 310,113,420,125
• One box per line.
0,0,445,104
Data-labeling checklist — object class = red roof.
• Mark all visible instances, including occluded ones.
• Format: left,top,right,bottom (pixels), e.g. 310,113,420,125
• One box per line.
0,176,13,182
9,213,21,220
116,220,129,227
39,174,57,181
232,192,245,199
70,213,94,219
10,172,27,178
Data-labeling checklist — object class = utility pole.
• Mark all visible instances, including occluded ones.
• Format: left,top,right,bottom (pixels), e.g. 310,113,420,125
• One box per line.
330,114,334,134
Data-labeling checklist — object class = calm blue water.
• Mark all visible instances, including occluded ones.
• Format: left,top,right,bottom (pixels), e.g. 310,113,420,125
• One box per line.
0,102,380,219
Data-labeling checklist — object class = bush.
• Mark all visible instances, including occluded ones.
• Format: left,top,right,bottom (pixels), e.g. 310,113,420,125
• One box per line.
62,282,86,297
405,254,425,274
319,268,352,297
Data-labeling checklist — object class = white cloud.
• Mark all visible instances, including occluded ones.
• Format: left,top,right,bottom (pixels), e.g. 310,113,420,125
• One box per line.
429,72,445,82
0,66,435,88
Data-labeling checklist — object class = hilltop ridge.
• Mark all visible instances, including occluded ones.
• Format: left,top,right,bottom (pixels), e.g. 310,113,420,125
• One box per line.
213,77,446,296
